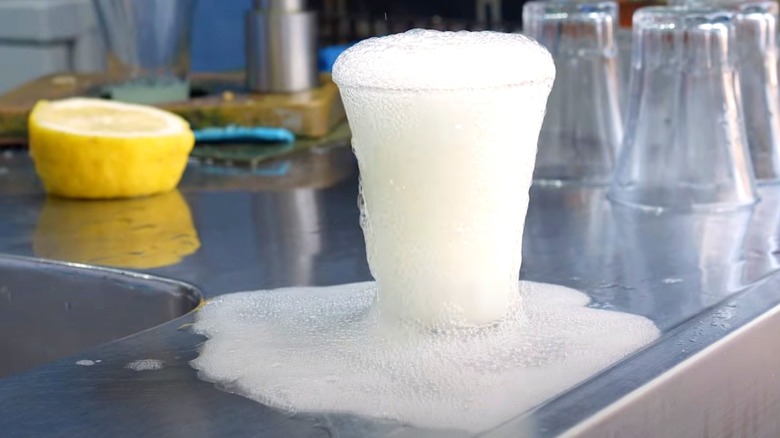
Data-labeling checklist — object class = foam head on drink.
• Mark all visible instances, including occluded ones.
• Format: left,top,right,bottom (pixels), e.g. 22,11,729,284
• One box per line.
333,29,556,327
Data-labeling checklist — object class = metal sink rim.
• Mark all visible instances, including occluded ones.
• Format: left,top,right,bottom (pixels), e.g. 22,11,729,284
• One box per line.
0,253,204,380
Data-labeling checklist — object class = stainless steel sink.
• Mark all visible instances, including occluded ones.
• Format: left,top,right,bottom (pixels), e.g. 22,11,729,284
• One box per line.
0,254,201,379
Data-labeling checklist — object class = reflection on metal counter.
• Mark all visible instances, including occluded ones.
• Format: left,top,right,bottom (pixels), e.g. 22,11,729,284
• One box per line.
253,189,324,286
246,0,319,93
33,190,201,269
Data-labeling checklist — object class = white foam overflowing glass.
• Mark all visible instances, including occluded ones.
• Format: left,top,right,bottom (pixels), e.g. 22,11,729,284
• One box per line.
332,29,556,327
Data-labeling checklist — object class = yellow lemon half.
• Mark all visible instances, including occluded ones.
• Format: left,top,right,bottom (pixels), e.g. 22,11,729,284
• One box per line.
29,98,195,199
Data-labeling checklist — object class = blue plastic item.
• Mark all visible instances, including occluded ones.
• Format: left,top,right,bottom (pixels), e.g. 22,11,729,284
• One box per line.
318,44,354,73
193,125,296,144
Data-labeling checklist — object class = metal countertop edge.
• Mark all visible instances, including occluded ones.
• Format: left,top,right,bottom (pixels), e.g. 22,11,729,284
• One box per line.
486,268,780,437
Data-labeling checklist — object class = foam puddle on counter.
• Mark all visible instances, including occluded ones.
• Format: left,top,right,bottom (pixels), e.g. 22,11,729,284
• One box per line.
191,281,658,433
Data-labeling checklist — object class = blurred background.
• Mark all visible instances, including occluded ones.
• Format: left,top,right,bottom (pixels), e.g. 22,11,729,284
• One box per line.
0,0,643,94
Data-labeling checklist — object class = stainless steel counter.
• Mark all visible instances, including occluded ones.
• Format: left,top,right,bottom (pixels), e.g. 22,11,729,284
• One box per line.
1,145,779,437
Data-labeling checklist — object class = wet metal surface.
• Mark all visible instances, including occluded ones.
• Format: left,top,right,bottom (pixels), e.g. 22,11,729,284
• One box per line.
0,255,201,379
0,146,779,437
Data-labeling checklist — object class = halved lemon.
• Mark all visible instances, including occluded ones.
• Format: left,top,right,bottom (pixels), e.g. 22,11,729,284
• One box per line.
29,98,195,199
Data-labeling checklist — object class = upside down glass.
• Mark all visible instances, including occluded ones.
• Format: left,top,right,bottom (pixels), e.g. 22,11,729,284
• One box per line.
94,0,197,104
608,6,759,211
733,1,780,183
332,30,556,327
670,0,780,183
523,0,623,185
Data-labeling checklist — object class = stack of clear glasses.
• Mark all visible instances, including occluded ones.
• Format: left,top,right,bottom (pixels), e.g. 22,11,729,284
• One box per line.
524,0,780,212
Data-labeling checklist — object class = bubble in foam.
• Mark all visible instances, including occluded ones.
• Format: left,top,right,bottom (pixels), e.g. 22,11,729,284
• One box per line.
332,29,555,91
125,359,165,371
191,281,659,433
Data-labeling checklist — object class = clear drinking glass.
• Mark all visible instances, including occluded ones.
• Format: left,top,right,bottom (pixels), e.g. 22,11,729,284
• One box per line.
733,1,780,183
523,0,623,185
608,6,759,211
669,0,780,184
93,0,197,104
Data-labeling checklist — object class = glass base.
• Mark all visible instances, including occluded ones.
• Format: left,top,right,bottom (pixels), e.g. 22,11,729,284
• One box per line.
607,190,759,214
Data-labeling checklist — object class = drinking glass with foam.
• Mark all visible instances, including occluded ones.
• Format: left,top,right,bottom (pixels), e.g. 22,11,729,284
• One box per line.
332,29,556,327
